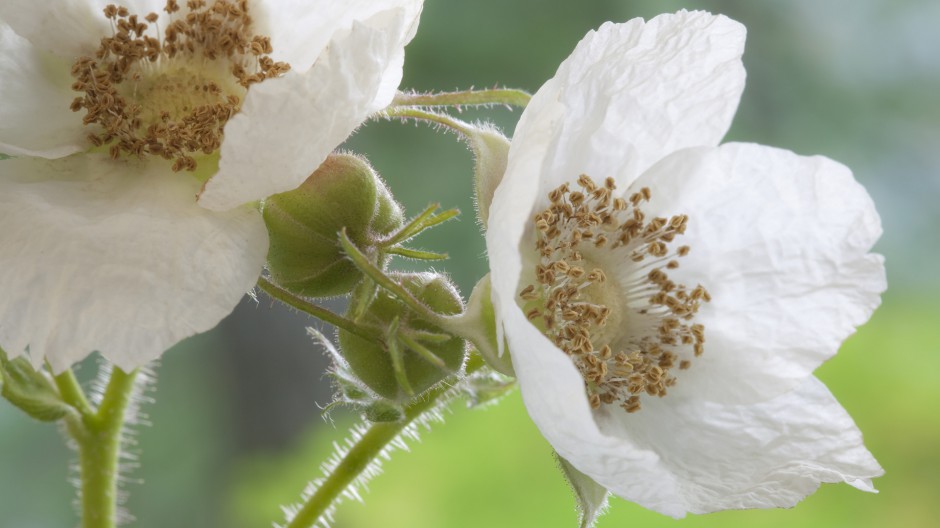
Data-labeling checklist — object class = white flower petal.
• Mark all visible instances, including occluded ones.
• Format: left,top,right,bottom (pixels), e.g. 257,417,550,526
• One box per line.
0,155,268,372
503,10,745,201
199,6,421,211
634,143,885,403
486,79,566,325
0,0,106,57
594,376,882,515
0,23,86,158
254,0,422,75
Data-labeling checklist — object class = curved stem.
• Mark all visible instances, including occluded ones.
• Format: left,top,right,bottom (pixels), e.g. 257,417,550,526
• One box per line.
384,107,477,137
76,367,138,528
257,277,381,342
54,368,94,417
285,361,483,528
392,88,531,108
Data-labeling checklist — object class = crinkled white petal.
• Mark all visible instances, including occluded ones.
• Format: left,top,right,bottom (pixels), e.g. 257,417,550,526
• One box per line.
632,143,885,404
253,0,422,76
498,10,745,206
199,6,420,211
0,23,86,159
594,376,882,515
0,155,268,372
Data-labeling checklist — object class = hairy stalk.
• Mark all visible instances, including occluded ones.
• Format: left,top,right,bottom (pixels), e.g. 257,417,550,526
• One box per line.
54,368,95,417
384,107,478,137
257,277,381,343
281,361,483,528
392,88,531,108
72,366,140,528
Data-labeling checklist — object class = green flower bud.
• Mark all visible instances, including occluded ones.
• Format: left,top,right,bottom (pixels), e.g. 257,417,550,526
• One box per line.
263,154,404,297
339,273,466,402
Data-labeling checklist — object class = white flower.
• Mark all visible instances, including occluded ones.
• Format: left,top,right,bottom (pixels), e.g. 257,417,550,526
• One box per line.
0,0,423,372
486,11,885,517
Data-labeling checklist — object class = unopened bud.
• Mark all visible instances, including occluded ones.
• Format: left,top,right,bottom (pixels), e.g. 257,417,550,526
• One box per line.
263,154,404,297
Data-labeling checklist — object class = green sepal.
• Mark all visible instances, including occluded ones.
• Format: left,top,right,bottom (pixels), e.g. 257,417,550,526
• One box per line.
555,453,610,528
466,125,510,227
263,153,404,297
338,273,467,402
461,368,515,408
464,274,514,376
0,350,72,422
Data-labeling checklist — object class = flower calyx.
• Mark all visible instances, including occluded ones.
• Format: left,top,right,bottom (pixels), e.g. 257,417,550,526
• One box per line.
338,273,467,404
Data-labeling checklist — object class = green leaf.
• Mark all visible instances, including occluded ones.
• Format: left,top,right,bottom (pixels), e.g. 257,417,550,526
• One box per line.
0,349,72,422
555,453,610,528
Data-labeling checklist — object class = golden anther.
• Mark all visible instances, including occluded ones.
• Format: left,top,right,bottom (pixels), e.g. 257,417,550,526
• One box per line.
577,174,596,191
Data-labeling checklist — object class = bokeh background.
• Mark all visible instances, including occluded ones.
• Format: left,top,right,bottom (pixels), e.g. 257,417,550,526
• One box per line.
2,0,938,526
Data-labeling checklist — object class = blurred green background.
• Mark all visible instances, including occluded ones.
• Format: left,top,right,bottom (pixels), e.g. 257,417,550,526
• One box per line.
2,0,938,526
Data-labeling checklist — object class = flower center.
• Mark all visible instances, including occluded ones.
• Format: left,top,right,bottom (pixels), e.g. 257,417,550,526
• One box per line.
69,1,290,171
520,175,710,414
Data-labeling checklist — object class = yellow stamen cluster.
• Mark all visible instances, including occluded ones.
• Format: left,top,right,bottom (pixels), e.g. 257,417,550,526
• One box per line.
520,175,710,414
69,1,290,171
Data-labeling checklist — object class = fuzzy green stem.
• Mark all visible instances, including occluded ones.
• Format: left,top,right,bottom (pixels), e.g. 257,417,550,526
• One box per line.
285,361,483,528
257,277,381,342
385,107,478,137
76,367,138,528
54,368,94,418
392,88,531,108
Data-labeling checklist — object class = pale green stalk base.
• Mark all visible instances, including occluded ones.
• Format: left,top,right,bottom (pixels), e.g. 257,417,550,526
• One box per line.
61,367,139,528
392,88,531,108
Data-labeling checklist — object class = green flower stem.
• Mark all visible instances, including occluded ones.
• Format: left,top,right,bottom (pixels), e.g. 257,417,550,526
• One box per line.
384,107,477,137
285,360,483,528
392,88,531,108
53,368,94,418
74,367,138,528
257,277,381,343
